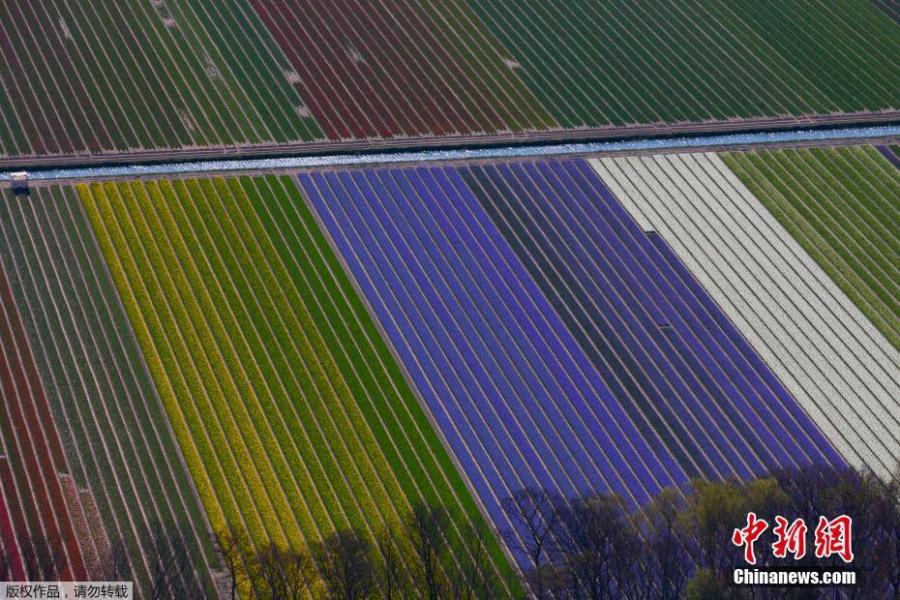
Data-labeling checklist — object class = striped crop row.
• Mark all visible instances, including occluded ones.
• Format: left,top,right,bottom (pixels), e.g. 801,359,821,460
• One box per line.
462,159,842,480
297,161,846,570
0,1,896,160
593,151,899,477
0,464,24,580
0,240,87,581
467,0,899,129
1,146,894,587
248,0,554,140
0,0,322,158
0,186,218,595
77,176,516,590
723,145,899,349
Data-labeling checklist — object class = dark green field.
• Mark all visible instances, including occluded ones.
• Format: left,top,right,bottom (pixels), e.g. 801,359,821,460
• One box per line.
466,0,900,128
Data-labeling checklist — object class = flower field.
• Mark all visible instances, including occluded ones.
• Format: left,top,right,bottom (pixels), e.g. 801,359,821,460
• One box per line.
0,143,897,592
247,0,554,140
296,160,855,569
0,467,24,580
0,0,323,158
0,246,88,581
592,151,899,477
0,185,217,593
466,0,899,128
77,176,515,589
0,0,896,594
0,1,896,162
723,145,900,349
459,159,841,480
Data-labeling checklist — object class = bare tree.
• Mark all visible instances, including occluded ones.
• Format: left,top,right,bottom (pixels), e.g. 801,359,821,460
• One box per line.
146,523,191,600
281,547,318,600
557,494,634,600
501,488,561,599
886,466,900,597
96,537,131,583
213,528,249,600
451,522,500,600
375,526,407,600
643,488,692,600
255,543,287,600
316,530,376,600
252,542,316,600
407,503,449,600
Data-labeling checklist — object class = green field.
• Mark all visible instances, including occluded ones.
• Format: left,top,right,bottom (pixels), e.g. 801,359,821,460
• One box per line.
723,145,900,348
78,176,513,590
466,0,900,128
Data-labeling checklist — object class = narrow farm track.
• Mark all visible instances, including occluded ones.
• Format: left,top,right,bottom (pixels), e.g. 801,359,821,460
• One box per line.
591,152,900,477
300,165,684,570
0,249,87,581
77,176,517,589
723,146,900,349
0,187,218,596
462,159,843,481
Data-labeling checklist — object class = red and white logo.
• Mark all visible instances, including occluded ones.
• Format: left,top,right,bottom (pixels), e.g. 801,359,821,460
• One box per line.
813,515,854,563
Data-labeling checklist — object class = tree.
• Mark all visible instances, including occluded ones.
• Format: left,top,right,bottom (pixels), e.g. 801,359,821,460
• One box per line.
407,503,450,600
501,488,562,599
684,478,744,579
609,518,653,600
316,530,376,600
774,464,899,599
557,493,633,600
252,542,317,600
451,521,501,600
213,528,249,600
374,526,408,600
683,568,728,600
642,488,692,600
145,522,192,600
96,536,131,583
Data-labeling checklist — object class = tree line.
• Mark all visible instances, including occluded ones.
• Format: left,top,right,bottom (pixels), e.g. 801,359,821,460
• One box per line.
212,502,511,600
501,463,898,600
2,462,897,599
